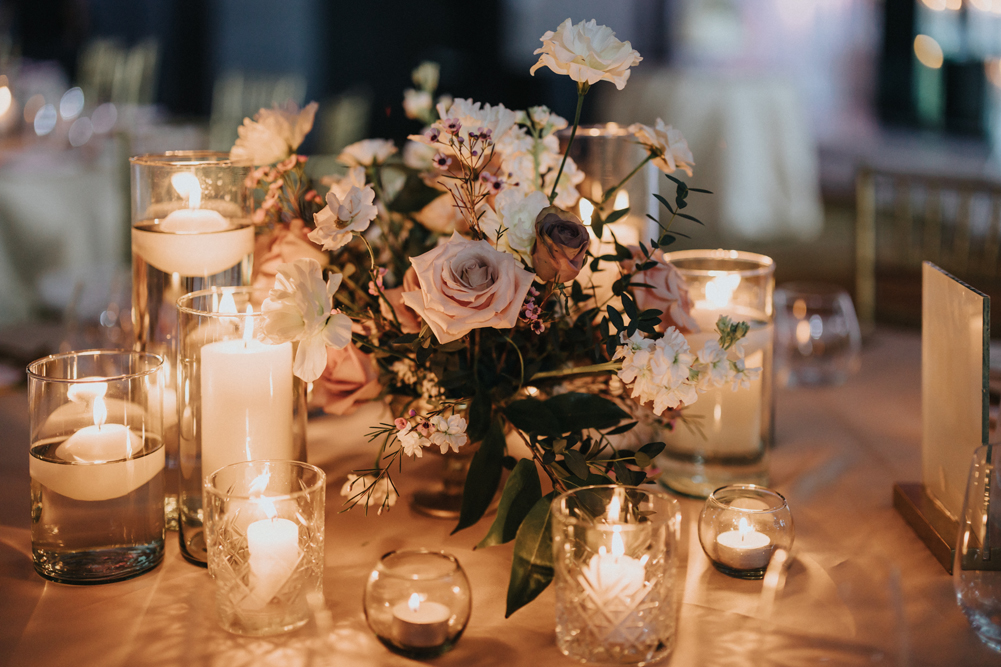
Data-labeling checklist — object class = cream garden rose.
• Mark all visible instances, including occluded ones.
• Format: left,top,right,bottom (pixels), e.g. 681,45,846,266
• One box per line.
338,139,397,167
530,19,642,90
231,101,318,165
629,119,695,176
402,233,535,344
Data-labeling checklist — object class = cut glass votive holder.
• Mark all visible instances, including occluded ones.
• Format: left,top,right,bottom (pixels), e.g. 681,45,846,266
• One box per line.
203,460,325,636
364,550,472,659
551,485,683,665
27,350,166,584
698,484,794,580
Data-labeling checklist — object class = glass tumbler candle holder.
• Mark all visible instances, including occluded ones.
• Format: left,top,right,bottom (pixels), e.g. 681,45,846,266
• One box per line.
131,152,253,528
551,485,683,665
204,460,325,636
364,550,472,659
27,350,166,583
657,249,775,498
698,485,794,580
176,287,307,565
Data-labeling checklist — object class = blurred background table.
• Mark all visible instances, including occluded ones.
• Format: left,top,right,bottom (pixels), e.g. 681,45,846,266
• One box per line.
0,327,997,666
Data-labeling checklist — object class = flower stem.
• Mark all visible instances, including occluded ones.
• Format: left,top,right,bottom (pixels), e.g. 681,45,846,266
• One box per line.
601,154,652,205
529,360,621,382
549,88,587,206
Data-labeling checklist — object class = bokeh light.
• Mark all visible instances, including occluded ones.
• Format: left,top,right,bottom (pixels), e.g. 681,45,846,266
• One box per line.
59,87,85,120
914,34,944,69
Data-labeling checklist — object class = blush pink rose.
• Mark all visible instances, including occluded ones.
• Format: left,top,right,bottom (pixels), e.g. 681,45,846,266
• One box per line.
401,232,535,344
314,343,382,416
252,219,328,303
380,267,422,333
622,247,697,332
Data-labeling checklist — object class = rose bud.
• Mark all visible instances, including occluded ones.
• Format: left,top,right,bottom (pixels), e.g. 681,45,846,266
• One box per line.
531,206,589,283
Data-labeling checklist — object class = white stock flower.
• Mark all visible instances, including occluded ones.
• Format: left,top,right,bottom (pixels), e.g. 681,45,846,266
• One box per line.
308,184,378,252
430,414,468,453
338,139,397,167
340,473,398,514
489,188,549,260
542,155,584,209
528,106,567,132
629,119,695,177
530,19,642,90
261,258,352,382
398,427,430,458
412,61,440,92
730,359,761,391
403,89,434,121
230,101,318,165
696,340,730,390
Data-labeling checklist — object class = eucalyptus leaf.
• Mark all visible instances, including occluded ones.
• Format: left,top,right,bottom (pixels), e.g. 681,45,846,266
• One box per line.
605,208,629,225
477,459,542,549
605,421,638,436
452,420,505,534
505,493,556,617
563,449,589,479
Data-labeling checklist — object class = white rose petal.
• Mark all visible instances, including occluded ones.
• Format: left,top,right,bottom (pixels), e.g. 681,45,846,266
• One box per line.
530,19,642,90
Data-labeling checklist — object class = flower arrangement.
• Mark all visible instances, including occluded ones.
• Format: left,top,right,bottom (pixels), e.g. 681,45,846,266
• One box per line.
232,19,760,617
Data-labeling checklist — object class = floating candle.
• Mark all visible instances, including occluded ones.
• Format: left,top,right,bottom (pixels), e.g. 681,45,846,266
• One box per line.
391,593,451,648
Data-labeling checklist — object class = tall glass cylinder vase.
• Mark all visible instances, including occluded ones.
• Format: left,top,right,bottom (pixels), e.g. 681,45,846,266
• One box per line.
27,350,166,583
176,287,307,565
658,249,775,498
561,123,658,246
130,152,254,529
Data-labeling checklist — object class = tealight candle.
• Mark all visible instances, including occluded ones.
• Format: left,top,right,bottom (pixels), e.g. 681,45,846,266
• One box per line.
715,517,772,571
391,593,451,648
579,529,648,603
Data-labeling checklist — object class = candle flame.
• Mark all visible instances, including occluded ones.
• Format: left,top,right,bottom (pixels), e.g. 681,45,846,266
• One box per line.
93,395,108,430
248,468,278,519
738,517,751,541
611,529,625,558
243,305,254,344
613,190,629,211
607,494,621,522
705,273,741,309
408,592,421,612
218,291,238,315
579,199,594,226
171,172,202,209
68,380,108,404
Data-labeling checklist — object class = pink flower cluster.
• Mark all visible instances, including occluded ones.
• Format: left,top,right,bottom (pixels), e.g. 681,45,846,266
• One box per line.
394,409,468,457
520,286,546,334
246,154,320,225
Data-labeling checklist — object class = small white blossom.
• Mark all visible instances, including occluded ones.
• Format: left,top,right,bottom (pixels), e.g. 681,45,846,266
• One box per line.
403,89,434,121
412,61,440,92
320,166,366,201
696,340,730,390
429,414,468,453
730,359,761,391
308,184,378,252
629,119,694,177
338,139,397,167
340,473,398,514
398,427,431,458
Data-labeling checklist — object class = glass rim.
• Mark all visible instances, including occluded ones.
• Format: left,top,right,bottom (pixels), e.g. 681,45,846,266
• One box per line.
552,484,681,528
26,349,164,383
558,122,632,138
377,549,462,580
776,282,851,299
176,286,261,317
706,484,788,514
203,459,326,501
129,150,251,167
662,249,775,278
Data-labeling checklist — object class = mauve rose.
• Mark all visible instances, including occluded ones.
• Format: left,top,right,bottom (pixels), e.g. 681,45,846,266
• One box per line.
402,232,535,344
532,206,589,283
380,267,422,333
621,247,698,332
314,343,382,416
251,218,328,304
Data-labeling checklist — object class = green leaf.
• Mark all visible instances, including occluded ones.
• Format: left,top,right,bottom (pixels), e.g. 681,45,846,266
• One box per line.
452,420,506,534
639,441,666,458
634,451,651,468
563,449,589,479
505,493,556,617
545,393,629,432
503,398,562,437
653,193,674,213
437,339,468,352
467,393,492,443
677,212,704,225
605,421,638,436
604,208,629,225
606,306,624,331
477,459,543,549
392,334,419,346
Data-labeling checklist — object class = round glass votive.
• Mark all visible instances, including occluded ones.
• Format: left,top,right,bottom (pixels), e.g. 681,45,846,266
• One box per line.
176,287,307,565
364,550,472,659
203,460,325,637
131,151,253,529
774,282,861,387
27,350,166,584
551,485,683,665
698,484,794,580
657,249,775,498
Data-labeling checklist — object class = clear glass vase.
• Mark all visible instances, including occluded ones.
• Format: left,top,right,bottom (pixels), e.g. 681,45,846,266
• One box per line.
27,350,166,583
204,460,325,636
176,287,307,565
130,151,253,530
657,249,775,498
551,485,682,665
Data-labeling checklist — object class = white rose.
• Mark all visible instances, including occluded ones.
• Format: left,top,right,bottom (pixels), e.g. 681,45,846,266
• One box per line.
629,119,695,177
494,189,549,258
230,101,318,165
530,19,642,90
338,139,397,167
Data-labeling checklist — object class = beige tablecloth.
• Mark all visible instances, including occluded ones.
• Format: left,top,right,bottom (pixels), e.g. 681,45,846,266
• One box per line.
0,329,997,666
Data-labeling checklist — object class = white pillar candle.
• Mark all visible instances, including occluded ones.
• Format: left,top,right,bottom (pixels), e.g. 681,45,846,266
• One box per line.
200,308,294,480
391,593,451,648
244,516,301,609
715,517,772,571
